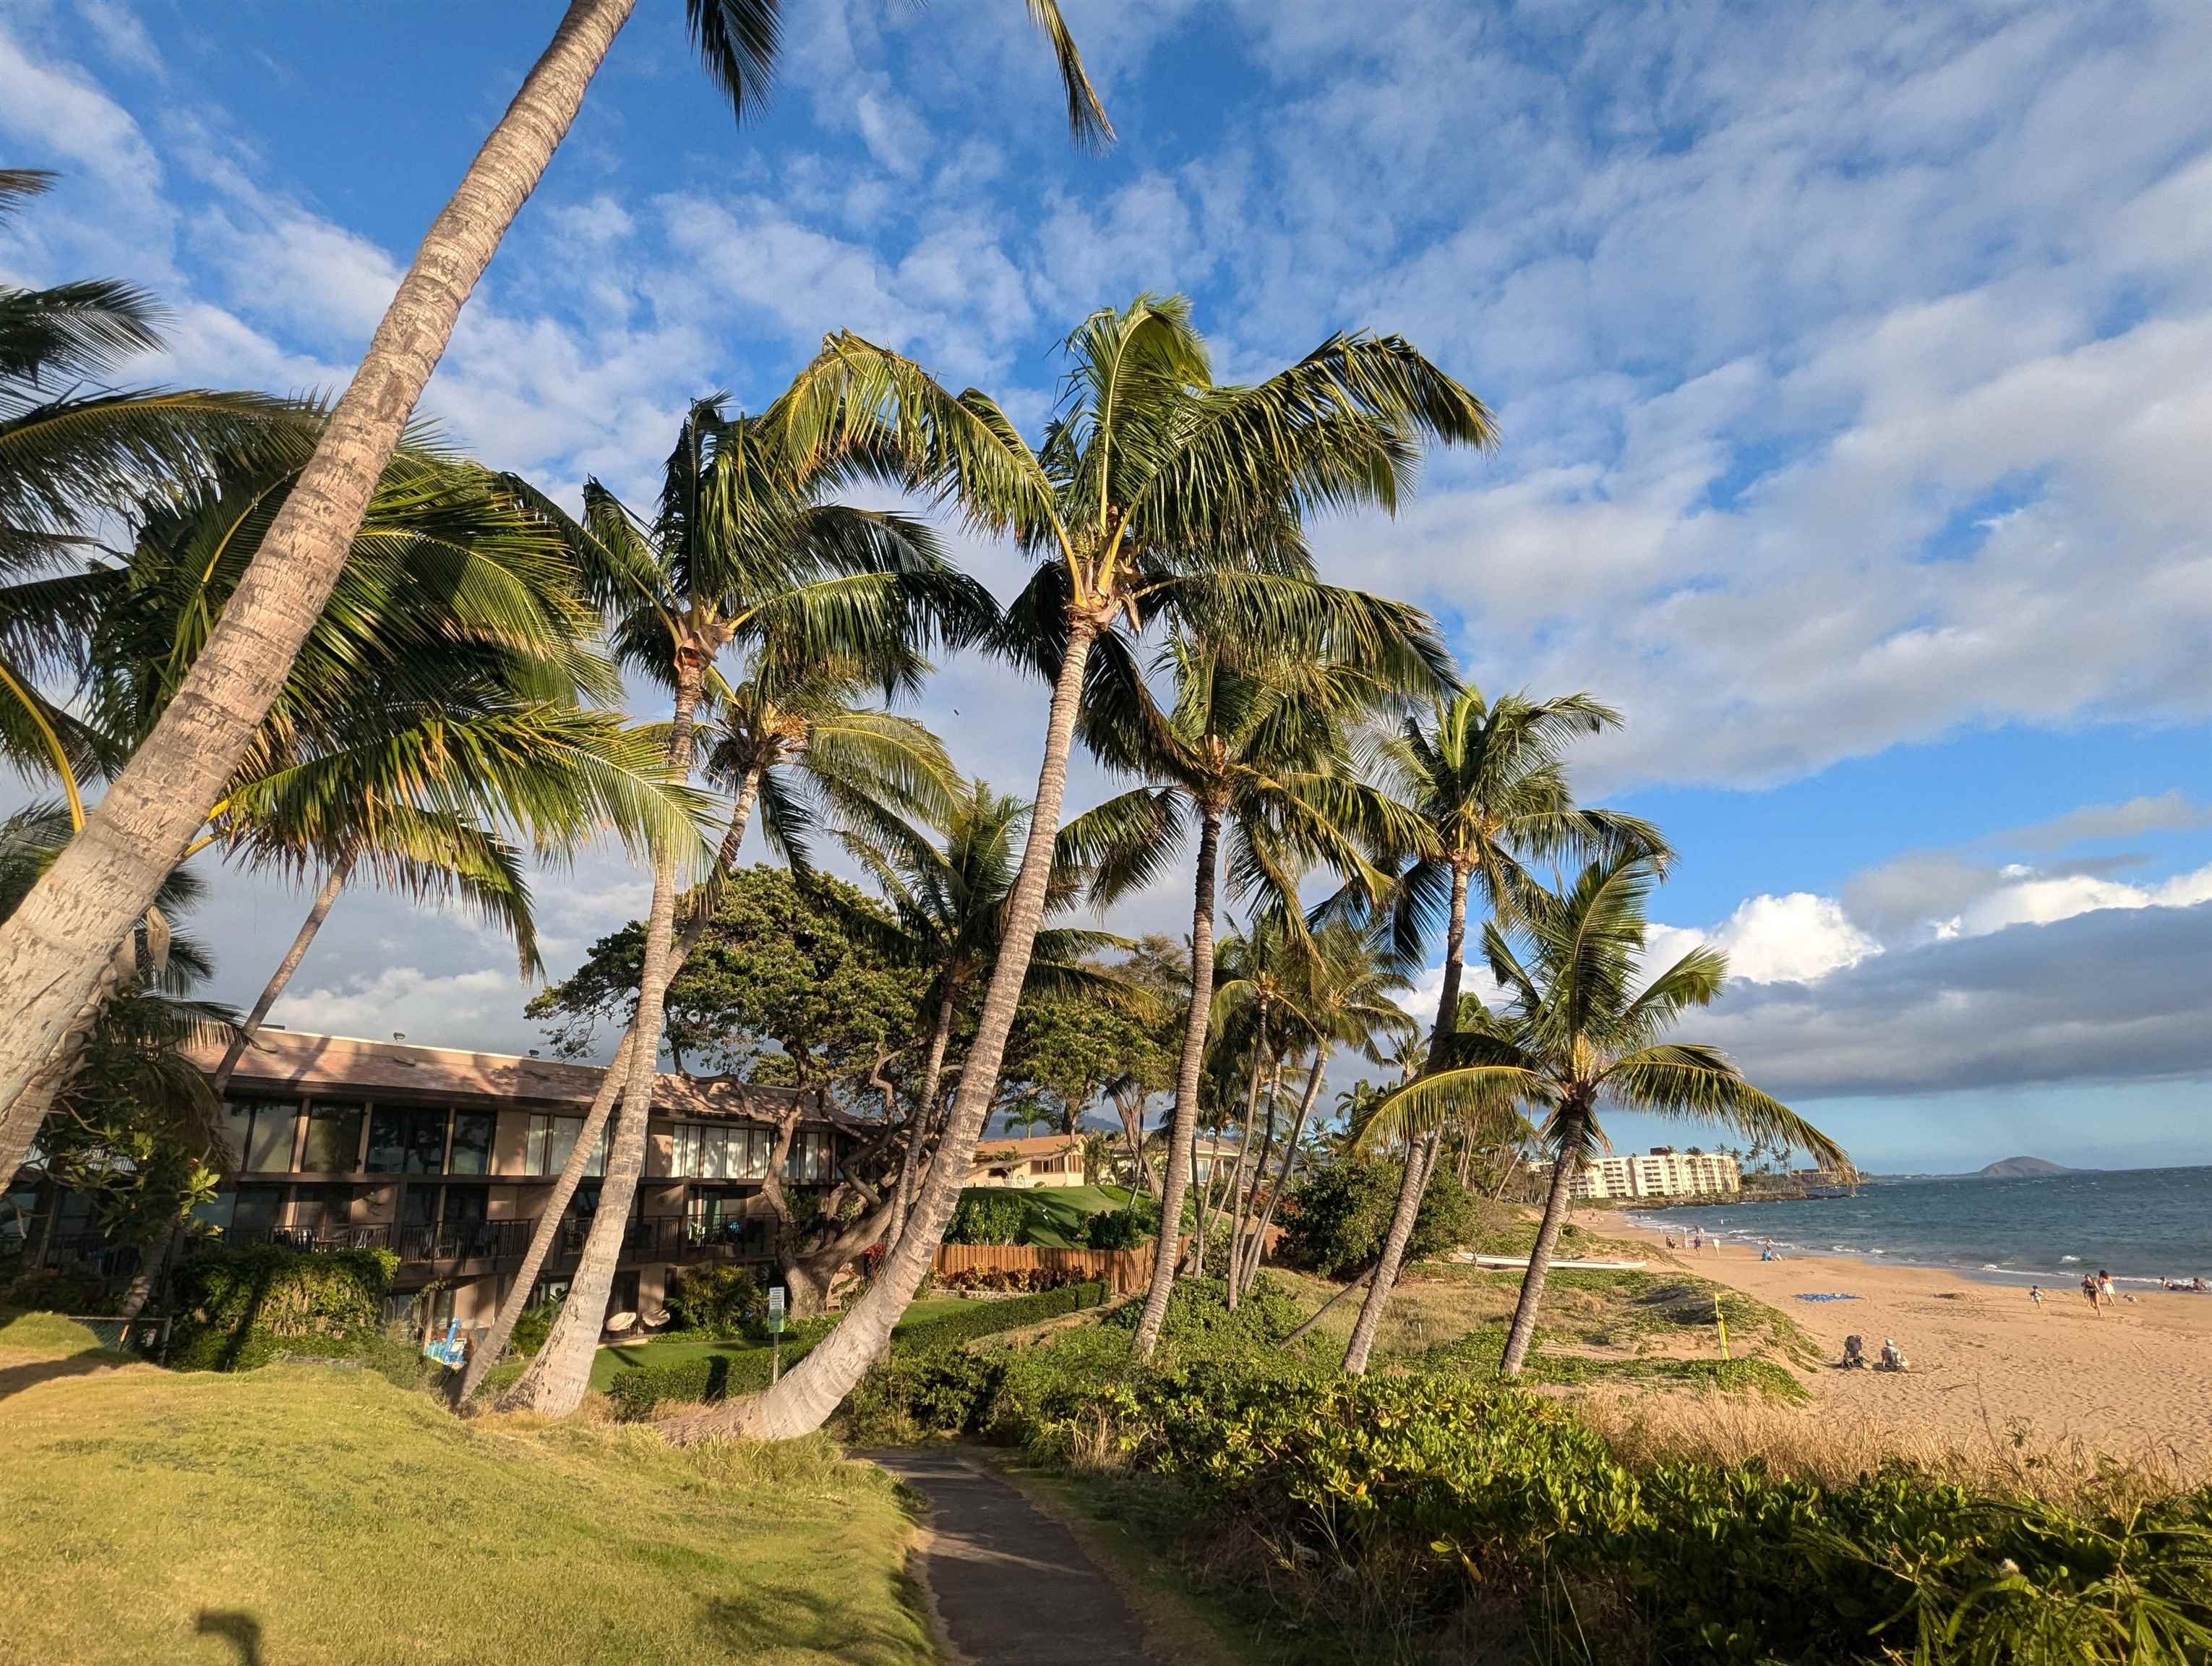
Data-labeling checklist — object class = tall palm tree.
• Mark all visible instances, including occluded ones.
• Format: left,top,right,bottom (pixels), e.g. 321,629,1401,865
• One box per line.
455,658,958,1401
828,776,1131,1242
0,2,1113,1137
661,294,1490,1441
1339,686,1669,1373
1356,855,1845,1376
1064,629,1433,1354
506,399,990,1417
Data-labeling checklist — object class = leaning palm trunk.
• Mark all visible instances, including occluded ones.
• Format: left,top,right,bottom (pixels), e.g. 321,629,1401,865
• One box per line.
210,858,352,1095
466,770,757,1404
1223,1052,1276,1312
0,944,135,1189
507,659,704,1416
1132,808,1222,1356
1240,1049,1326,1296
888,981,958,1244
1344,867,1470,1371
116,1213,180,1320
0,0,636,1130
1499,1108,1586,1377
662,622,1101,1442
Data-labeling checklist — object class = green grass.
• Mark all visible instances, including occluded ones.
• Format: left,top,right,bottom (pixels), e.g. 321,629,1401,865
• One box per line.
959,1184,1133,1248
587,1294,984,1391
0,1312,933,1666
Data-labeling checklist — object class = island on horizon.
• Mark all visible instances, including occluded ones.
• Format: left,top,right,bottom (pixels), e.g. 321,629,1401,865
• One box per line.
1971,1154,2092,1178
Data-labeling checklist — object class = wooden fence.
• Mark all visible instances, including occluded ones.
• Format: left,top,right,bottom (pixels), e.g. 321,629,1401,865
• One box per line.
933,1242,1155,1296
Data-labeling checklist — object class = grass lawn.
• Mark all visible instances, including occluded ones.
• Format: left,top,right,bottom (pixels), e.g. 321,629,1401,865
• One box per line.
969,1183,1133,1248
0,1312,932,1666
586,1294,978,1391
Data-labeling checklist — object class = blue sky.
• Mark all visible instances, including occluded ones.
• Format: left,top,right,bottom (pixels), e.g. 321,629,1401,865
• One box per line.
3,0,2208,1171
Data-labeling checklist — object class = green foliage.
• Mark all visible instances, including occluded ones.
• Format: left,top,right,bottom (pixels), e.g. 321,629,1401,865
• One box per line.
896,1281,1104,1349
507,1300,560,1360
944,1190,1028,1245
0,1271,104,1315
1082,1205,1151,1250
167,1244,397,1372
666,1263,763,1338
1277,1152,1477,1276
1099,1275,1303,1355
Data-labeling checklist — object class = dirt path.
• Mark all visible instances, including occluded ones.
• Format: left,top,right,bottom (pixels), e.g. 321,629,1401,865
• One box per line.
866,1448,1162,1666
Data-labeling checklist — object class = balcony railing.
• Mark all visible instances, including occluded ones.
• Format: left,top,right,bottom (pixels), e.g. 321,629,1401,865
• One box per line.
249,1216,773,1270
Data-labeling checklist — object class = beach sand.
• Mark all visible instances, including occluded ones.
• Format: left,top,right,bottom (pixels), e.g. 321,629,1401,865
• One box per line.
1592,1210,2212,1475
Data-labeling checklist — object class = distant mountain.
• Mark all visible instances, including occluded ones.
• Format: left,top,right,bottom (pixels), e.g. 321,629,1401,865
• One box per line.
1973,1155,2088,1179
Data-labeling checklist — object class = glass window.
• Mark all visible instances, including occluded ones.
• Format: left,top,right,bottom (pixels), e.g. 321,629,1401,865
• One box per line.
704,1126,730,1181
737,1127,770,1181
367,1107,447,1174
191,1190,236,1234
447,1111,494,1176
231,1187,281,1244
226,1101,299,1173
525,1114,588,1177
300,1103,365,1173
670,1124,695,1177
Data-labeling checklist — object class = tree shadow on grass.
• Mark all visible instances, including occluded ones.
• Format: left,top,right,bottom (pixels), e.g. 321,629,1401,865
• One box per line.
0,1349,122,1402
194,1610,265,1666
699,1580,933,1666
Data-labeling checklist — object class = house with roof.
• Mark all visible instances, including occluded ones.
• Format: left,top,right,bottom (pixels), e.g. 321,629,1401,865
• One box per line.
966,1132,1087,1189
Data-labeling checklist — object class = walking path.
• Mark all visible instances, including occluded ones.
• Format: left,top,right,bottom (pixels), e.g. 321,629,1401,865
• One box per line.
866,1448,1162,1665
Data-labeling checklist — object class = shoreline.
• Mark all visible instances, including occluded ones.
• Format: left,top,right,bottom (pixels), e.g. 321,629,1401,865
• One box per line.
1587,1210,2212,1471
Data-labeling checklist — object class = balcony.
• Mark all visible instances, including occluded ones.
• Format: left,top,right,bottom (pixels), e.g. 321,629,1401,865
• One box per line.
239,1215,775,1273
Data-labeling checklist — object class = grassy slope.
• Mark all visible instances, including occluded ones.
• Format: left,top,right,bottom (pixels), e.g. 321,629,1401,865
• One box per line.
0,1314,931,1666
962,1184,1131,1248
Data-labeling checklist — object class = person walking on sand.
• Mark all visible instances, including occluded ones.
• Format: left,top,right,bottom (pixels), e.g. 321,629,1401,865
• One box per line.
2099,1270,2117,1309
2029,1284,2043,1307
2083,1272,2101,1313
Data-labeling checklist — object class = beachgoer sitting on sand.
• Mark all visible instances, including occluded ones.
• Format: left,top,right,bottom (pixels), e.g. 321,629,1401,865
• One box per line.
1840,1335,1866,1369
2195,1278,2209,1293
1877,1337,1908,1372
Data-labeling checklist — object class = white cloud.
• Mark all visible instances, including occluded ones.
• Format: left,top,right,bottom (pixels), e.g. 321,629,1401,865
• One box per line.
267,965,531,1052
1652,893,1884,988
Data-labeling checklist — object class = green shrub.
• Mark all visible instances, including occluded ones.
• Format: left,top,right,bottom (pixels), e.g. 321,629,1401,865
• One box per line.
507,1300,560,1359
896,1281,1105,1349
945,1191,1028,1245
1081,1204,1152,1250
168,1244,397,1372
1277,1153,1476,1276
1098,1275,1300,1356
0,1270,104,1315
667,1264,763,1338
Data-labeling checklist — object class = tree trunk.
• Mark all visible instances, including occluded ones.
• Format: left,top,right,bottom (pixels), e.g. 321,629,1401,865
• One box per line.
506,652,703,1416
211,858,352,1095
1131,807,1221,1357
889,978,958,1244
1241,1048,1325,1297
464,762,759,1404
116,1213,181,1320
0,947,133,1190
1279,1260,1374,1349
1499,1111,1585,1377
1344,865,1470,1373
0,0,638,1133
1221,1043,1272,1312
662,619,1100,1442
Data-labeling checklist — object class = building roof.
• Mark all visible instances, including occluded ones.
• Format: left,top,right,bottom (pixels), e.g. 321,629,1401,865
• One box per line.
970,1132,1084,1163
189,1028,822,1125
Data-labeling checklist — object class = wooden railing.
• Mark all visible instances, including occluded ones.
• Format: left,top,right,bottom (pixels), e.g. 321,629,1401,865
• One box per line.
933,1242,1154,1296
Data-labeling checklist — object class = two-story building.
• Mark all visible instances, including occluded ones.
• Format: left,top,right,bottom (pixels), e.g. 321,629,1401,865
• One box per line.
9,1028,854,1336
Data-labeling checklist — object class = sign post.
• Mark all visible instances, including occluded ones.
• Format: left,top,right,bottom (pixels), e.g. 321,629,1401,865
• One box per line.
768,1285,786,1384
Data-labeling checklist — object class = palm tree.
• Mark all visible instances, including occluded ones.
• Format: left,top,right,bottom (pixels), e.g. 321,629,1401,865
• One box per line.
1358,855,1846,1376
1065,629,1433,1353
0,3,1113,1140
505,399,990,1417
1339,686,1669,1374
829,776,1131,1243
661,293,1490,1441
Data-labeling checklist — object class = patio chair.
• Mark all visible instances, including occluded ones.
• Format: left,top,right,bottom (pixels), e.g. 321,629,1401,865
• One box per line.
604,1311,638,1338
640,1309,672,1331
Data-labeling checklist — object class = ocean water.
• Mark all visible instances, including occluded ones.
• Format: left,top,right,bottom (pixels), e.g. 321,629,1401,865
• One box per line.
1633,1166,2212,1288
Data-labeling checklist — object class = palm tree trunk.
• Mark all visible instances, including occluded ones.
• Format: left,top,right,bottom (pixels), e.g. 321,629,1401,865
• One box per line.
211,858,353,1095
0,0,637,1132
507,652,703,1417
1279,1260,1374,1348
116,1213,181,1320
0,946,133,1191
1241,1048,1325,1297
464,761,757,1404
1225,1051,1277,1312
1344,866,1470,1372
1500,1111,1585,1377
888,978,957,1246
664,620,1101,1442
1131,806,1221,1357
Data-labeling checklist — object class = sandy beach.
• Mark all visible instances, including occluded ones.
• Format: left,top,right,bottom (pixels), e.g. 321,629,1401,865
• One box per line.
1592,1210,2212,1475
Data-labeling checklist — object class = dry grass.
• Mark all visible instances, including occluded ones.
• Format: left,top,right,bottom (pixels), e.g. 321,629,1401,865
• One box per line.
1577,1383,2196,1507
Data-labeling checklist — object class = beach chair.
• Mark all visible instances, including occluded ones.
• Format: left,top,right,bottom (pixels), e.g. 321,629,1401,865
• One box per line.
604,1311,638,1338
1840,1335,1866,1369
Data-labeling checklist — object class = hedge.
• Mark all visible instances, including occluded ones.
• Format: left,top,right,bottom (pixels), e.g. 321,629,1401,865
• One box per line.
168,1244,398,1372
603,1282,1107,1421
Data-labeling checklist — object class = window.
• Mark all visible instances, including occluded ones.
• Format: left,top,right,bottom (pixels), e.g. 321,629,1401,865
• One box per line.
367,1107,447,1174
447,1111,494,1176
224,1101,300,1173
526,1114,604,1178
784,1129,832,1184
737,1127,771,1180
300,1103,366,1173
230,1187,281,1245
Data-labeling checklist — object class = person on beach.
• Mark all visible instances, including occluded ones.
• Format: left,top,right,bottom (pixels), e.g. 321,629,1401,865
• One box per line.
2082,1273,2101,1313
2029,1284,2043,1307
2099,1270,2119,1307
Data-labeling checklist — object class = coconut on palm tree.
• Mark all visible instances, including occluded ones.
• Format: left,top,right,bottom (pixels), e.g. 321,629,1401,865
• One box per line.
656,293,1489,1441
0,2,1114,1144
1357,853,1845,1377
504,399,991,1417
1337,685,1669,1373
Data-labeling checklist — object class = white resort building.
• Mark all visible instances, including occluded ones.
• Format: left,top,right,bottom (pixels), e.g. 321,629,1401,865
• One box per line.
1544,1146,1741,1202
